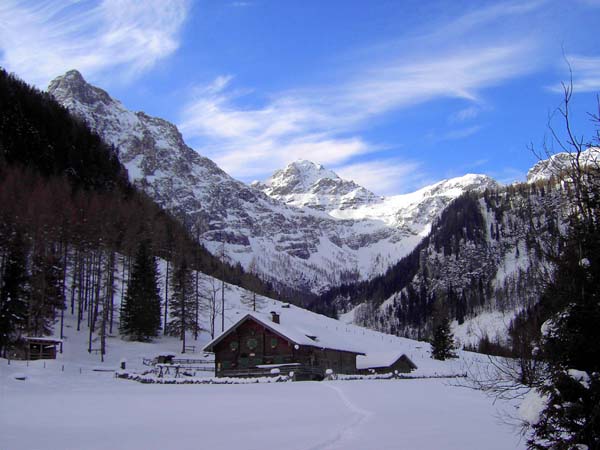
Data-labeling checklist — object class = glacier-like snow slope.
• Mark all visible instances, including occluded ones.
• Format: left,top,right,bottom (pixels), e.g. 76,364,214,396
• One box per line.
48,70,498,293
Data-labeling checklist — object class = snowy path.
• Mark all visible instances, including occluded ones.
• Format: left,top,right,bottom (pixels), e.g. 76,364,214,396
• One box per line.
306,383,374,450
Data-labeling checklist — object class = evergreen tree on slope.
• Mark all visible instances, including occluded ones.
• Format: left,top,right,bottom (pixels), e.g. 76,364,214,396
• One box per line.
28,245,64,336
528,219,600,449
430,301,457,360
0,232,29,356
167,258,196,352
527,85,600,450
431,317,457,360
120,240,161,341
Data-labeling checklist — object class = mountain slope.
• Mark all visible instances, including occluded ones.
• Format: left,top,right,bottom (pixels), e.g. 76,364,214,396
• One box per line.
318,171,575,349
48,70,498,294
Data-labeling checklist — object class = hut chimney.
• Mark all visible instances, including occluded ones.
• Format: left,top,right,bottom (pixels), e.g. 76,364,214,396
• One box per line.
270,311,280,324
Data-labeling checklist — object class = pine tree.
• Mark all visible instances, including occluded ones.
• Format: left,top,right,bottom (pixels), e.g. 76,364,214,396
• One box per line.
528,223,600,449
527,85,600,449
120,240,161,341
0,232,29,355
430,317,457,360
167,258,196,352
28,245,64,336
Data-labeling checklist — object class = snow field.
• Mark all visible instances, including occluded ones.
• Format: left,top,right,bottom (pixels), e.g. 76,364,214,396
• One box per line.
0,253,524,450
1,359,524,450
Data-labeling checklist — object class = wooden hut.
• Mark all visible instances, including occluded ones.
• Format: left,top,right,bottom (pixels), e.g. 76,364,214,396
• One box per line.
204,311,365,380
356,351,417,375
24,337,62,360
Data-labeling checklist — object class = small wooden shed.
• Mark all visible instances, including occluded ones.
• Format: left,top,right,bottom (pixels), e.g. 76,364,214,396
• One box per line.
24,337,62,360
357,351,417,375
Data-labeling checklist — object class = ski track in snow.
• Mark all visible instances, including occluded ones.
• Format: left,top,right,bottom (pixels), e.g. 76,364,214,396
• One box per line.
305,382,374,450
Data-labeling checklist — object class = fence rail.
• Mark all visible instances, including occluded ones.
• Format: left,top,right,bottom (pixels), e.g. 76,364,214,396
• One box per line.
219,365,325,380
143,357,215,373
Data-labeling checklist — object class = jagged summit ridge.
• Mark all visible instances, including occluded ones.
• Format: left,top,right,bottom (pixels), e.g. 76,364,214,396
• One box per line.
253,160,379,211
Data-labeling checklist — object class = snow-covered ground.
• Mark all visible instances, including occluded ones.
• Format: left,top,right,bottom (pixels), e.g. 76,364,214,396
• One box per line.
0,267,526,449
1,358,524,450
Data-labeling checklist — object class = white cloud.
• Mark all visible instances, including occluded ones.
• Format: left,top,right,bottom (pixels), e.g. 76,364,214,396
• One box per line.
547,54,600,93
341,44,535,117
180,42,536,185
179,76,374,178
334,159,425,196
569,55,600,92
449,106,483,123
428,125,483,144
0,0,190,87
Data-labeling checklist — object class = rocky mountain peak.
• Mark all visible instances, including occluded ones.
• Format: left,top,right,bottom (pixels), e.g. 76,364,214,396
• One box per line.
263,159,339,192
254,160,379,211
48,70,115,108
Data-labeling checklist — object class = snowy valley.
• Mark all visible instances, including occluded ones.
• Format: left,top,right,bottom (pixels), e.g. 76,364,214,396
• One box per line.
1,23,599,448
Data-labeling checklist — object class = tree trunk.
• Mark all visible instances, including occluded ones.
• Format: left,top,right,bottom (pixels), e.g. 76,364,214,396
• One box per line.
194,270,199,341
107,252,115,335
164,259,169,335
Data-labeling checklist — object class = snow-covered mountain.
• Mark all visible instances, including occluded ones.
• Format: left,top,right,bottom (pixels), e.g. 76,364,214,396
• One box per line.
326,169,578,350
48,70,498,293
526,147,600,183
251,160,380,211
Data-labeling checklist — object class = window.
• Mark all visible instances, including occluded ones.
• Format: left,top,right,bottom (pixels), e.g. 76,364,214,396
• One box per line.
270,337,278,349
229,341,239,351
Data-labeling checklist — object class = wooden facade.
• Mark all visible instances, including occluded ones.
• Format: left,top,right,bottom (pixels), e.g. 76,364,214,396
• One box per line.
24,337,62,360
205,315,363,380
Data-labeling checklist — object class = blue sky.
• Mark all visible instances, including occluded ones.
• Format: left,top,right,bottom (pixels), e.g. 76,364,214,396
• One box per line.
1,0,599,195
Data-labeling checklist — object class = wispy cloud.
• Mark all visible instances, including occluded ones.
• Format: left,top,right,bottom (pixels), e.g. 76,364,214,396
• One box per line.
427,125,483,144
449,106,484,124
179,76,373,179
180,41,536,186
0,0,190,87
334,159,425,196
568,55,600,92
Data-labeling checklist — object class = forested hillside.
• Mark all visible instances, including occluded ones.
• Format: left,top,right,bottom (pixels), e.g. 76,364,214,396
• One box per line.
315,178,572,353
0,70,276,356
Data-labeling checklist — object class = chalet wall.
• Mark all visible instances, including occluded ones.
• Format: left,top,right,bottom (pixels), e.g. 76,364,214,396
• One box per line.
214,319,296,373
212,317,360,378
